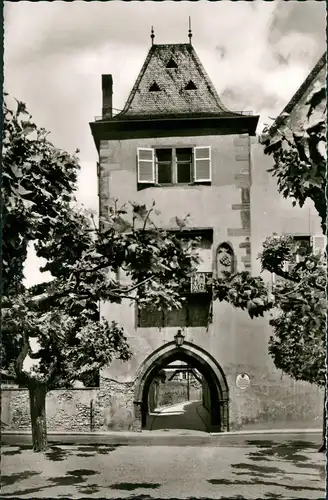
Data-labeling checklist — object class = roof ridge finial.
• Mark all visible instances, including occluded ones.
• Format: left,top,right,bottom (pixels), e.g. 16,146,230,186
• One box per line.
188,16,192,44
151,26,155,46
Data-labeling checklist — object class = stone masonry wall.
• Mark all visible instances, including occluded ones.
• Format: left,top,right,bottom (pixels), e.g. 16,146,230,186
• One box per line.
1,368,323,432
1,387,99,432
95,377,135,431
225,366,324,431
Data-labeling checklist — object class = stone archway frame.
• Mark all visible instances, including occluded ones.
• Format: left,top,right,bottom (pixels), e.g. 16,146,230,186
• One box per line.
133,341,229,432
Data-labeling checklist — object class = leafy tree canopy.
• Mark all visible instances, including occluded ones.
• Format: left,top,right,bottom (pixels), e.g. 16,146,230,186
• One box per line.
259,80,326,233
2,97,198,393
213,234,326,387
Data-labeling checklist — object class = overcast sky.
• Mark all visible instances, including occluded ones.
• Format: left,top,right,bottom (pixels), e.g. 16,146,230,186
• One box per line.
4,1,326,286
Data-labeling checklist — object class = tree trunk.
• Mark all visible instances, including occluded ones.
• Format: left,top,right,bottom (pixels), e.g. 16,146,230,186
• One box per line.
318,388,326,452
28,383,48,452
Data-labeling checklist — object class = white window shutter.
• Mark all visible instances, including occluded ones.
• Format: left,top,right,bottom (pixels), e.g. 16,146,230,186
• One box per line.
137,148,155,183
193,146,211,182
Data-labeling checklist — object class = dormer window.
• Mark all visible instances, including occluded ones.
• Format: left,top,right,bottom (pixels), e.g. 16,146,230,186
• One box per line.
166,57,178,69
149,82,161,92
185,80,197,90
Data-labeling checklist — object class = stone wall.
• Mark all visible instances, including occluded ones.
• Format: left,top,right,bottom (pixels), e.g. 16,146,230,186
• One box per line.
96,377,135,431
157,381,202,407
1,371,323,432
1,387,99,432
226,370,324,431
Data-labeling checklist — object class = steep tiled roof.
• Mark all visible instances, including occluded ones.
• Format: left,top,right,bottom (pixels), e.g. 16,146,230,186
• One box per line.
281,52,326,116
261,52,326,142
114,44,245,120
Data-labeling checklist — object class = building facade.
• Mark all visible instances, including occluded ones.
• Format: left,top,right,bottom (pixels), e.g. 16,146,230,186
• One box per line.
88,43,325,432
2,45,325,433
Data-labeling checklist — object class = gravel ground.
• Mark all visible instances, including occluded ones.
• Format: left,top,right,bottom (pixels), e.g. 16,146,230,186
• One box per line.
1,438,326,499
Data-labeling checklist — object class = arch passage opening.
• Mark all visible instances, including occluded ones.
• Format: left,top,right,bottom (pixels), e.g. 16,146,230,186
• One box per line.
134,343,229,433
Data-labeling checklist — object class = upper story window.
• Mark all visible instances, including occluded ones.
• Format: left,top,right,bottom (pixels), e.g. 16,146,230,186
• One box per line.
137,230,213,328
138,293,212,328
272,234,327,286
137,146,211,187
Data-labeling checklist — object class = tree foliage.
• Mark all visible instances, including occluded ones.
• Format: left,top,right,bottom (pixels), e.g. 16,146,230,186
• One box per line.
1,97,198,450
213,234,326,387
2,95,80,296
259,80,326,233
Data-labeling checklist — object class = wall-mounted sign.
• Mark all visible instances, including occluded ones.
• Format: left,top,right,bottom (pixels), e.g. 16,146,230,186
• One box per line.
236,373,250,390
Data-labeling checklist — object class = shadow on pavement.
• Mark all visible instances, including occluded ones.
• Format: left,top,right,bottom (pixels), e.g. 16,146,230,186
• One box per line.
207,478,325,492
110,482,162,491
1,444,33,456
2,449,21,456
1,486,50,497
245,439,319,463
45,446,72,462
67,469,99,477
232,463,283,474
76,444,124,455
77,483,101,495
1,471,41,487
48,468,99,487
1,443,126,462
1,467,100,497
216,440,325,495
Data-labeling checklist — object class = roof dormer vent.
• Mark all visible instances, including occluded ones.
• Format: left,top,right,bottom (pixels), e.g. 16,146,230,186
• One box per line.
166,57,178,69
149,81,161,92
185,80,197,90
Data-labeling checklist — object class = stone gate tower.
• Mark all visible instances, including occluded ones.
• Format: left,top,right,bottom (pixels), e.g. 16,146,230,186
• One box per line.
90,39,324,432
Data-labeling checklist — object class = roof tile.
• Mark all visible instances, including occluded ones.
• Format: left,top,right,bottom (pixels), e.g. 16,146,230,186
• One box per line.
115,44,244,120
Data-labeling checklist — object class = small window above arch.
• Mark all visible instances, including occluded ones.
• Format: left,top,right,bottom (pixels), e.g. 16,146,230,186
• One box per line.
185,80,197,90
149,82,161,92
166,57,178,69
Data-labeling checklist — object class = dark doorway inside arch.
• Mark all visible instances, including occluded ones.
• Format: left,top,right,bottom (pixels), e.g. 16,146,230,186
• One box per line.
135,344,229,433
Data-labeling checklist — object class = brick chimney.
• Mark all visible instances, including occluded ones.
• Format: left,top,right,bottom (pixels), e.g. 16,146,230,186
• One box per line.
102,74,113,118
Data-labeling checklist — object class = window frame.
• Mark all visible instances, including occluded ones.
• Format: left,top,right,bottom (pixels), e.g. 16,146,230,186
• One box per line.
176,148,193,184
137,146,212,187
155,148,174,185
155,146,193,186
137,229,213,328
137,292,212,328
271,235,312,285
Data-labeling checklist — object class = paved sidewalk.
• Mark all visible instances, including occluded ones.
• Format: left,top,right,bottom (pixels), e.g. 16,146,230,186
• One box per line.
1,428,322,448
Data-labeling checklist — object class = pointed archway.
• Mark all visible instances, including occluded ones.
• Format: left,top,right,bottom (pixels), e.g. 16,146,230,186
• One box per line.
133,341,229,432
